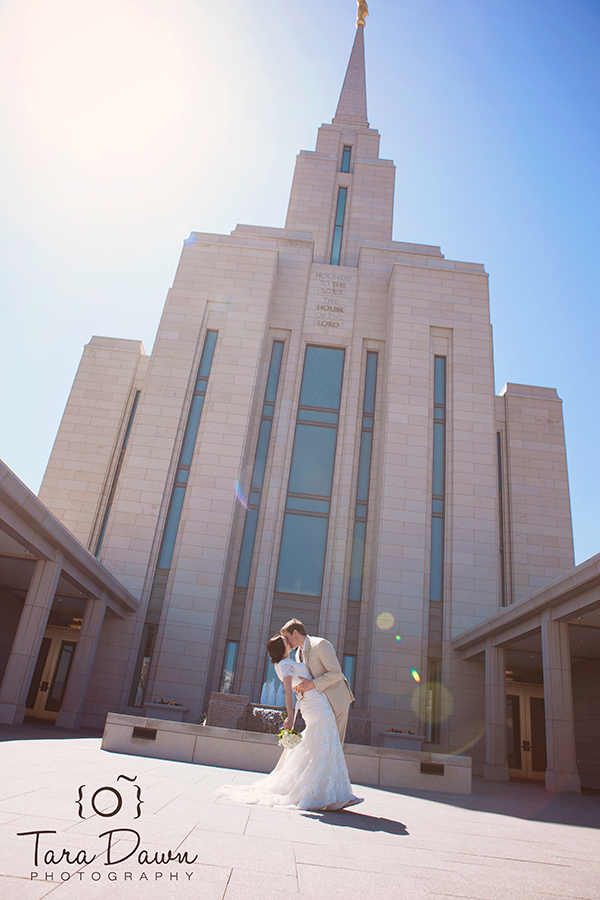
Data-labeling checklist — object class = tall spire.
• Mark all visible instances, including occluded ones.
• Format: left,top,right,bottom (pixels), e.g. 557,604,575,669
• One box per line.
332,17,369,128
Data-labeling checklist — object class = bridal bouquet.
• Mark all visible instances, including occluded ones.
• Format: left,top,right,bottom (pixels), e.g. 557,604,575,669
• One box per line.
277,727,302,750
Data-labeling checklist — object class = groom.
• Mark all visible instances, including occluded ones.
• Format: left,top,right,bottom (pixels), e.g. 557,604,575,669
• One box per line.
281,618,354,745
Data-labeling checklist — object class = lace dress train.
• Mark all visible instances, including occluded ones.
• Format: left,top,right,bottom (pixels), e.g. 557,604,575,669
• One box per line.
216,659,360,810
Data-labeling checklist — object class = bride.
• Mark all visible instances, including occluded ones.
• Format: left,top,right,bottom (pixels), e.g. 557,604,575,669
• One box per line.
216,632,363,811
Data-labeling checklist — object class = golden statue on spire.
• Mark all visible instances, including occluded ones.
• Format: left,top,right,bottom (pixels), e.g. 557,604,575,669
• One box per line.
357,0,369,27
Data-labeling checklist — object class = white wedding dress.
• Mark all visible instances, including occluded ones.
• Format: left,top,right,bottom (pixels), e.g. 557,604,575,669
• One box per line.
216,658,361,810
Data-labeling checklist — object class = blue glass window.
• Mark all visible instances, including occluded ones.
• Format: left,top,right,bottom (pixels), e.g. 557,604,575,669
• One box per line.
348,520,366,602
342,655,356,692
198,331,218,377
356,431,373,503
288,424,338,497
276,513,329,596
330,188,348,266
94,390,141,556
275,346,345,598
363,353,377,414
341,146,352,173
158,486,186,569
432,422,445,496
220,641,239,693
299,347,345,411
250,420,273,490
234,341,285,589
264,341,284,403
180,395,205,466
236,508,259,589
434,356,445,405
342,351,378,665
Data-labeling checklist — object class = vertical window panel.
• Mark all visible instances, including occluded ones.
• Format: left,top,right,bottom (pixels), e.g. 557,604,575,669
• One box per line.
94,390,141,557
434,356,445,405
334,187,347,226
330,229,343,266
341,146,351,173
264,341,284,403
220,641,239,694
363,352,377,414
179,395,205,466
250,420,273,490
432,422,445,496
158,486,186,569
348,520,366,601
299,347,345,410
343,351,378,666
198,330,218,377
276,514,329,596
330,187,347,266
130,624,157,708
429,516,444,602
356,431,373,503
236,509,259,589
288,424,338,497
233,341,285,592
342,655,356,692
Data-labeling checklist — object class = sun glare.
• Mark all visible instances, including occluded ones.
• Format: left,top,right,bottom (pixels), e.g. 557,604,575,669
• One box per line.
17,0,189,169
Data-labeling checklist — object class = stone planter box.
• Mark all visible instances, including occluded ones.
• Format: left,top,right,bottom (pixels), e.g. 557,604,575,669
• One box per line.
144,703,187,722
102,714,472,794
380,732,425,751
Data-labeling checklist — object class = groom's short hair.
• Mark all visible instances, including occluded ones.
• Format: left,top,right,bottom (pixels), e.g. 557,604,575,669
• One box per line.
281,618,307,637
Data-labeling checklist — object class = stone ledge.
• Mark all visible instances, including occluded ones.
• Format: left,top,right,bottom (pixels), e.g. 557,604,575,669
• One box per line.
102,713,471,794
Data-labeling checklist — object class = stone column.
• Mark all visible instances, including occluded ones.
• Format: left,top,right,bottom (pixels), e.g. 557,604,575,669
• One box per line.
541,613,581,793
0,557,62,725
484,640,509,781
55,593,107,730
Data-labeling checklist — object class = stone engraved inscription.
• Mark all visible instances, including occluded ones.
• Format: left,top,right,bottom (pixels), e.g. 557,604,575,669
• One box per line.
314,272,353,328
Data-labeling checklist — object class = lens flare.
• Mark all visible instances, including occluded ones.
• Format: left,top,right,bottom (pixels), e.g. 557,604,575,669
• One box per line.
376,612,395,631
395,635,402,642
411,669,420,682
234,480,249,509
411,683,454,725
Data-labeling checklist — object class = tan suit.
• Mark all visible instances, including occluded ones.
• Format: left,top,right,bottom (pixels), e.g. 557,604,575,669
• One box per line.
298,635,354,745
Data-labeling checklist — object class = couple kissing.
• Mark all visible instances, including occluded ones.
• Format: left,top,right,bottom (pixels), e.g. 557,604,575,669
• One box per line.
216,618,363,811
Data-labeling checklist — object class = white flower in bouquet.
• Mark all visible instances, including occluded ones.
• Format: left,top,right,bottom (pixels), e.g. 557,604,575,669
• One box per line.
277,728,302,749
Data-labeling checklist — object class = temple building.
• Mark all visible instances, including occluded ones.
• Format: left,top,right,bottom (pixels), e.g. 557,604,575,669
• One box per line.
0,11,598,792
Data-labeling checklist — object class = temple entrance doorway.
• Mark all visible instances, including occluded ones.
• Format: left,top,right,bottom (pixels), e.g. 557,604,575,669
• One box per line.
506,683,547,782
25,626,79,722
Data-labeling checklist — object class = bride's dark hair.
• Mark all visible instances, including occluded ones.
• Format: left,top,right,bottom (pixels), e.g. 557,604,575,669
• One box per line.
267,634,286,664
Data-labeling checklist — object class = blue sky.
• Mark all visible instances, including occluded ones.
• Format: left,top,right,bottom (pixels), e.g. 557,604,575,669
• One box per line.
0,0,598,562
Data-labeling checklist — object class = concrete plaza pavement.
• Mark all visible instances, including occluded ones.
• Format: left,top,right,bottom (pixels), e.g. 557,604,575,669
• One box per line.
0,723,598,900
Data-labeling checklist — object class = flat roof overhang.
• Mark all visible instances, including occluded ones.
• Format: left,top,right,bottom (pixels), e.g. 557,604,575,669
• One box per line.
452,555,600,661
0,460,139,618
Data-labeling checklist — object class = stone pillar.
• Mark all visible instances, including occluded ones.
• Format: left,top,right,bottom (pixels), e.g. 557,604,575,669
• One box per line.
0,558,62,725
541,614,581,793
55,593,107,730
484,641,509,781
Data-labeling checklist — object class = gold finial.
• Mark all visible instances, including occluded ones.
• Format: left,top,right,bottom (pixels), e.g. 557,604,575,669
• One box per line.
357,1,369,27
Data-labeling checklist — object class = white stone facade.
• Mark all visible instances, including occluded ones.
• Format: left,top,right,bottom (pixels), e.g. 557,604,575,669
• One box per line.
36,25,577,771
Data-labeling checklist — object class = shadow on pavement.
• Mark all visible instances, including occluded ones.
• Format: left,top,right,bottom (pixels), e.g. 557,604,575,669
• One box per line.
376,777,600,830
0,721,103,742
302,810,409,835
